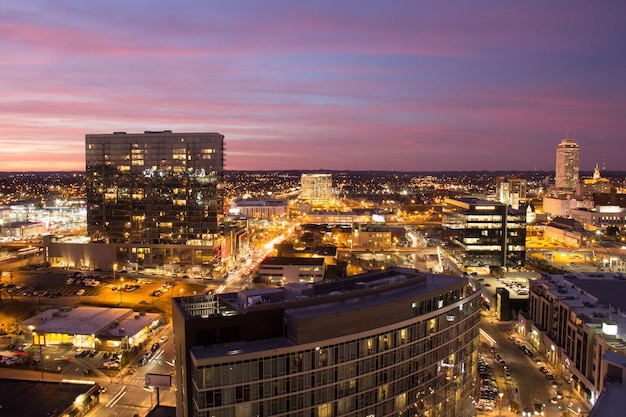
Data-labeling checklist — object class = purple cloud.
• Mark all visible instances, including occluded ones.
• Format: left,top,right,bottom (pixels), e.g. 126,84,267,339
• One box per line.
0,0,625,172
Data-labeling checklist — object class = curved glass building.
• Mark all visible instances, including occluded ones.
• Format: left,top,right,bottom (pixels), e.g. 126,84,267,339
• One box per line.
173,267,482,417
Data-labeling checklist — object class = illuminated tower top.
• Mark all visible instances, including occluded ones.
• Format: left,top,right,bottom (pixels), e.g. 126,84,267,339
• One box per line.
555,138,579,191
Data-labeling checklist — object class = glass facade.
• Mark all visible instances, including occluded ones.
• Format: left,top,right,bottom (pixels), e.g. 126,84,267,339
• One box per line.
85,131,224,246
178,280,482,417
442,198,526,269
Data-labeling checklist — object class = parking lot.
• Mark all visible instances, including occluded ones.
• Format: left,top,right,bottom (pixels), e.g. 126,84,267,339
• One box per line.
1,267,212,316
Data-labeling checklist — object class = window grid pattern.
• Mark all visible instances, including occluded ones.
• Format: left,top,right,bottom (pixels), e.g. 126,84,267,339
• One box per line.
190,291,481,417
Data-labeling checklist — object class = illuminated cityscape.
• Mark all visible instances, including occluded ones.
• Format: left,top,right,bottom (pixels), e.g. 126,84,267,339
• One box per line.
1,1,626,417
0,160,625,416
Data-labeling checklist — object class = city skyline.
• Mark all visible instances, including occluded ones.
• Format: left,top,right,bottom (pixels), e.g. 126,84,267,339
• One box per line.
2,1,626,172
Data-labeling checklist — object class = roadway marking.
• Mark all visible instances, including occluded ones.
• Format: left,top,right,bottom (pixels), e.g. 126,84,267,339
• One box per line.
106,386,127,408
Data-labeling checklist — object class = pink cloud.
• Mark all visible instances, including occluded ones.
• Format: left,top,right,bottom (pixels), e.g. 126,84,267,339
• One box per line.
0,1,625,172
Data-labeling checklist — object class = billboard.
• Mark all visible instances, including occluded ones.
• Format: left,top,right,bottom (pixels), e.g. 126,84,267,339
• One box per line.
145,373,171,389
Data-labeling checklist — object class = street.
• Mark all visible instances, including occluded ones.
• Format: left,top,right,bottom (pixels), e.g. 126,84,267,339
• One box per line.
478,313,590,417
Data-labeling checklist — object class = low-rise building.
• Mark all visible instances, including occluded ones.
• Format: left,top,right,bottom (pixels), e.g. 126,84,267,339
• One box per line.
1,221,47,238
304,210,372,224
544,216,587,247
353,223,392,248
571,206,626,231
229,198,289,219
542,196,593,218
257,256,325,284
21,306,161,351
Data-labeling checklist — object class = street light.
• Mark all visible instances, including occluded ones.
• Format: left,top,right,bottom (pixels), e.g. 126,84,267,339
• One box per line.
499,392,504,417
113,263,117,281
119,277,124,304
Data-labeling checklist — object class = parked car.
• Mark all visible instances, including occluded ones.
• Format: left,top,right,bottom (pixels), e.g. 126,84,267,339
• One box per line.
158,335,169,344
103,361,120,369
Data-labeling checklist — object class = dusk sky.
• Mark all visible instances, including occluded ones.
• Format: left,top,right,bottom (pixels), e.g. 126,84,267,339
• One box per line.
2,1,626,172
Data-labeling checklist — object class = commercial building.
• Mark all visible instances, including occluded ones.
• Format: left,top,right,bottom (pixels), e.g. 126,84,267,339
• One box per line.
542,196,593,218
172,267,482,417
543,217,587,248
86,130,224,245
570,206,626,231
300,173,332,204
352,223,392,248
45,131,225,273
442,198,526,270
303,210,372,225
229,198,289,220
257,256,325,284
0,221,47,238
528,273,626,407
555,138,580,191
20,306,160,351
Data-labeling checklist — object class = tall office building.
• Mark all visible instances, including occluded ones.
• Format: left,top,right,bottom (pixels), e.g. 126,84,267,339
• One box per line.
300,173,332,203
555,138,580,191
442,198,526,270
173,268,482,417
85,131,224,267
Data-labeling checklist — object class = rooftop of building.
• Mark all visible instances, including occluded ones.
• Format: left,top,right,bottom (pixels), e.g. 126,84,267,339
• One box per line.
588,380,626,417
233,197,288,206
190,337,294,360
21,306,159,338
260,257,325,266
283,272,463,322
98,310,161,338
178,268,472,360
275,243,338,257
547,216,584,231
87,130,222,137
22,306,133,335
533,272,626,348
306,210,369,215
358,224,391,232
145,405,177,417
444,197,506,209
0,379,96,416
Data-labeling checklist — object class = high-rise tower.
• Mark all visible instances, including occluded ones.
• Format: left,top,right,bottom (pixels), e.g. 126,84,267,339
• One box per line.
555,138,579,190
86,131,224,246
300,173,332,204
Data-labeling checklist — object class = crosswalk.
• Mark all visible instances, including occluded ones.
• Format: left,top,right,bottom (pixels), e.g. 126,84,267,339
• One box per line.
123,349,169,387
